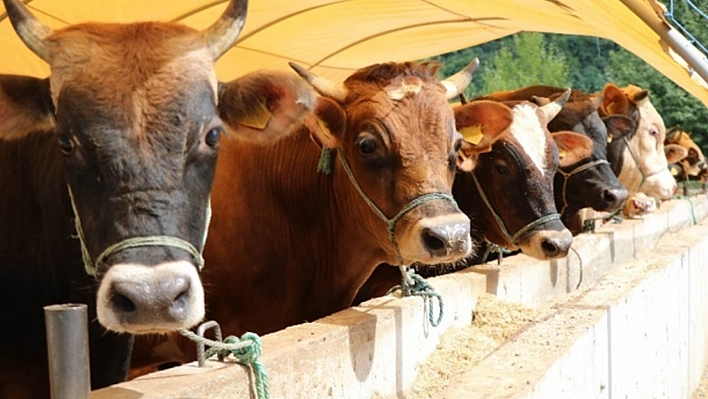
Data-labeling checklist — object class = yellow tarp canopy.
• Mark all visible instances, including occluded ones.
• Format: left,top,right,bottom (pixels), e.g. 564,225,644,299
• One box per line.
2,0,707,106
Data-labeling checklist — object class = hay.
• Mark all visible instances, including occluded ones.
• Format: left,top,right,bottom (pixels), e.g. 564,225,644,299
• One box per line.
408,293,538,399
693,366,708,399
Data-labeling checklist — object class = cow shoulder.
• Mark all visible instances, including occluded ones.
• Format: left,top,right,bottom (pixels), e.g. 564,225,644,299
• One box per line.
552,131,593,167
218,70,316,145
0,75,55,139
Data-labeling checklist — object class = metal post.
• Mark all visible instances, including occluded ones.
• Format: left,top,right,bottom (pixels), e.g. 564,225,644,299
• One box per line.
44,303,91,399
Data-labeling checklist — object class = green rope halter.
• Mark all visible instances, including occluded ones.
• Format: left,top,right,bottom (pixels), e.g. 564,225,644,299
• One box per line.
623,137,668,192
323,147,453,326
556,159,611,216
470,172,561,249
68,186,209,277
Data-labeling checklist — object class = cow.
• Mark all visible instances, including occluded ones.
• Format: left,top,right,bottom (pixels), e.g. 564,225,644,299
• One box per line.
353,94,594,302
665,126,707,195
600,83,680,199
478,86,633,235
0,0,318,396
129,58,508,372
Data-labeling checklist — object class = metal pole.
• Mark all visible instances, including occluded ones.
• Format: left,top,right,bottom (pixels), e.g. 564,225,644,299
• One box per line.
44,303,91,399
621,0,708,85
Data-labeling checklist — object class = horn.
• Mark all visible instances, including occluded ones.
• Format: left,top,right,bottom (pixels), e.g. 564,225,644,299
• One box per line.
442,58,479,100
3,0,53,62
289,62,349,103
540,88,571,121
202,0,248,60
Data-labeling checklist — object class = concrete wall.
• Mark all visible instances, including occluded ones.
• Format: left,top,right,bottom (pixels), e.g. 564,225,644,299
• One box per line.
91,196,708,398
440,216,708,399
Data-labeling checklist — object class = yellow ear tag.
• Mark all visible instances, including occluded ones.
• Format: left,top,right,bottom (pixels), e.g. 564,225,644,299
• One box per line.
316,117,333,140
671,166,679,176
558,149,567,160
238,101,272,130
607,134,613,144
459,124,484,145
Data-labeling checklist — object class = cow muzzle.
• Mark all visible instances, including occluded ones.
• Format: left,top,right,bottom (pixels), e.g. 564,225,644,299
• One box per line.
519,228,573,260
96,261,205,334
414,214,472,262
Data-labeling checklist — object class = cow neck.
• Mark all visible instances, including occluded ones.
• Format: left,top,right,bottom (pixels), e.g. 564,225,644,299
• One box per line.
470,171,560,248
622,137,667,192
67,185,209,277
333,147,456,282
556,159,610,215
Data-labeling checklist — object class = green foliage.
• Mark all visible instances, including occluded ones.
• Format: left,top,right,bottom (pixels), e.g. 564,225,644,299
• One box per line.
479,33,570,94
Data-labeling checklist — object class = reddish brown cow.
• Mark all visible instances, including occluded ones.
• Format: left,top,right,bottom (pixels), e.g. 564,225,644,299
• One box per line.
131,59,517,371
354,95,594,302
0,0,319,396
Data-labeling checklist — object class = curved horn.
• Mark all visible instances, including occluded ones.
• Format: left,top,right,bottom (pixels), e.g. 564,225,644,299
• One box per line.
3,0,53,62
289,62,349,103
540,88,571,122
442,58,479,100
202,0,248,60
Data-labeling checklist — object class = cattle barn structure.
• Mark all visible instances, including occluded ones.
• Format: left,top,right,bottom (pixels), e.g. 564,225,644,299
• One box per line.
2,0,708,398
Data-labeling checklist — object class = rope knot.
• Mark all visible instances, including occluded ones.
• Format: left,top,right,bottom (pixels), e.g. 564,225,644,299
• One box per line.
388,269,444,327
227,332,263,365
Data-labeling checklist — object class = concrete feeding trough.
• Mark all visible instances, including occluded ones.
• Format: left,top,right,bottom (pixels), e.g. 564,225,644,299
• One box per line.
92,195,708,398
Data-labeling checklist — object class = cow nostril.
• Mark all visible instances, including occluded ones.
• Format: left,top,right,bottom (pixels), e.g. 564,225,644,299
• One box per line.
603,190,617,203
422,228,446,253
168,280,191,318
112,293,136,314
541,238,560,257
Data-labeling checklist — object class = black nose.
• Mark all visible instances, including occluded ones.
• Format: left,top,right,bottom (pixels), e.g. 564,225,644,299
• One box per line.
603,187,628,209
541,236,572,258
421,222,471,257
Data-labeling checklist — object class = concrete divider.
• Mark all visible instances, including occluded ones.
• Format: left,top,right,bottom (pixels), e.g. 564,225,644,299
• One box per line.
440,211,708,398
91,195,708,398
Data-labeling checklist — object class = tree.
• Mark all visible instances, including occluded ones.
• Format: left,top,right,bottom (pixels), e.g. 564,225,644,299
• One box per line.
478,33,570,95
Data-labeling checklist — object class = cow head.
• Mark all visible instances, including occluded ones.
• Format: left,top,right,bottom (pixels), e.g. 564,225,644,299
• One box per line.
291,60,477,265
600,83,677,199
533,90,631,217
665,126,707,178
455,96,591,259
1,0,311,334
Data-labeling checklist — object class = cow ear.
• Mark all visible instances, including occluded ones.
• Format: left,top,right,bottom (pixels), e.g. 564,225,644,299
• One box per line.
552,131,594,167
306,97,345,149
603,115,635,143
0,75,55,140
665,143,688,164
218,70,316,145
600,84,629,116
454,100,512,172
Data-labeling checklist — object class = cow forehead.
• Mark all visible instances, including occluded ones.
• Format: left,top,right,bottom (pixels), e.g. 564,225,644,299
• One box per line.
507,103,550,176
48,23,217,108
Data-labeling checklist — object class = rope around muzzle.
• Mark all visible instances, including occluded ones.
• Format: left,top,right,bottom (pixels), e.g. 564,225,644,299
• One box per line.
470,172,561,248
556,159,611,216
320,147,451,326
68,186,208,277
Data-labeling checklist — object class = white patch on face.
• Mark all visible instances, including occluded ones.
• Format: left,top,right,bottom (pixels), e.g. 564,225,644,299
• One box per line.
509,103,549,176
385,76,422,100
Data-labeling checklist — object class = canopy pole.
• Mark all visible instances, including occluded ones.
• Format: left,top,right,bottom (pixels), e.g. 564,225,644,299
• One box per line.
621,0,708,85
44,303,91,399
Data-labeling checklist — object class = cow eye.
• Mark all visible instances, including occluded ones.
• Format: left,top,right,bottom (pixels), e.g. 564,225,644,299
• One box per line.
58,135,74,155
357,137,377,155
649,129,658,136
493,161,510,175
205,127,223,148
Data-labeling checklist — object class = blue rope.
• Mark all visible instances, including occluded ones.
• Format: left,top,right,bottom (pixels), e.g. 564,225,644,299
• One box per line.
387,269,444,327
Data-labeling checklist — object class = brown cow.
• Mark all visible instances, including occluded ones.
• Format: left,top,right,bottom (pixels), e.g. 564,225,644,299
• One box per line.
478,86,633,235
665,126,707,194
353,95,594,302
0,0,317,396
130,59,513,372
